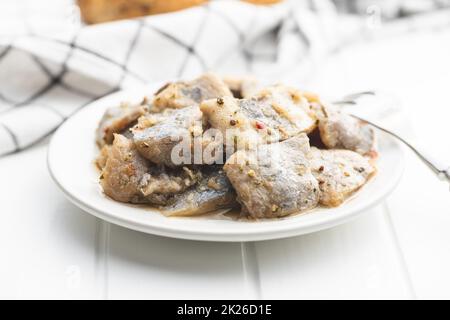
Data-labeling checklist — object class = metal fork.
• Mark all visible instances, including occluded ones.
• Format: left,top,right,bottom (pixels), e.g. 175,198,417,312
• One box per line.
334,92,450,184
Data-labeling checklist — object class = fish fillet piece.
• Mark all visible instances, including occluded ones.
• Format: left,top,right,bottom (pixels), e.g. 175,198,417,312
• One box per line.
200,85,317,150
132,105,221,167
96,145,111,170
223,76,261,98
160,167,238,217
200,96,262,151
252,85,317,136
314,104,377,157
100,134,152,203
139,165,201,205
100,134,200,204
153,73,233,110
224,134,320,218
96,102,148,147
309,147,376,207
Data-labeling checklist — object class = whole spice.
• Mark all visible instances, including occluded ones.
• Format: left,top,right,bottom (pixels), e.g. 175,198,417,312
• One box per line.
255,121,265,130
354,167,365,173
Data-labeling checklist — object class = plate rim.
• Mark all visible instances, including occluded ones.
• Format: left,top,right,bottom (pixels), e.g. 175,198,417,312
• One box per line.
47,86,405,242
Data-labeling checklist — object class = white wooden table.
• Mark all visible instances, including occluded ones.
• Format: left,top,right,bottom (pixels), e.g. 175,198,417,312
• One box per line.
1,28,449,300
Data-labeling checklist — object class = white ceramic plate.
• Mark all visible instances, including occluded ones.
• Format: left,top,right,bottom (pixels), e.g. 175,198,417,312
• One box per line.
48,82,405,242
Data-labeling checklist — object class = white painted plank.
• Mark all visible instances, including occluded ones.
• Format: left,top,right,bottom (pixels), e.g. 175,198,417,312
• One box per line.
106,224,250,299
385,69,450,299
254,205,413,299
386,150,450,299
0,145,99,299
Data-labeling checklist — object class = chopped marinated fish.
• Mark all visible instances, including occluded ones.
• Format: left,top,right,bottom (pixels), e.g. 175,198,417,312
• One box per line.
96,102,148,147
224,134,320,218
132,105,213,167
247,85,317,137
160,167,238,217
309,147,376,207
153,73,233,110
100,134,199,204
314,103,377,157
139,165,201,205
95,73,379,219
200,86,316,150
100,134,151,203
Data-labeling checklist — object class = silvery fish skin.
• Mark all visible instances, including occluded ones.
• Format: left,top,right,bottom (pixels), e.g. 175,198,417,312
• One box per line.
99,134,200,204
224,134,320,218
132,105,204,167
160,167,237,217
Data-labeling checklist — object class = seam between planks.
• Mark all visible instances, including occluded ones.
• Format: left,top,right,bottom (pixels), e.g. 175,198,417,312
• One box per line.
95,219,110,300
381,201,417,299
240,242,262,299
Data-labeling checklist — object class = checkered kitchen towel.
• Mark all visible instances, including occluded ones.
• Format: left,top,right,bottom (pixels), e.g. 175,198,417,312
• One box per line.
0,0,449,156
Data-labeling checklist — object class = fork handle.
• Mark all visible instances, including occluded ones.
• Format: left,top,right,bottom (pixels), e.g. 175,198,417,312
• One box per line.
352,114,450,185
440,167,450,182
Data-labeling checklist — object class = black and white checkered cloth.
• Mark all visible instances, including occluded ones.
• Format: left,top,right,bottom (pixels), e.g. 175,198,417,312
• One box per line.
0,0,449,157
